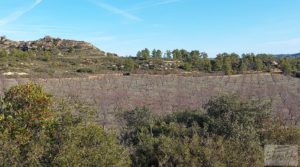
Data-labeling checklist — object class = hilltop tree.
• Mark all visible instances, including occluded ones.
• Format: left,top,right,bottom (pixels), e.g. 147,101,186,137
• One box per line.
152,49,162,59
137,48,150,60
172,49,182,60
242,53,257,70
254,57,264,71
228,53,240,71
195,52,211,72
222,56,233,75
214,54,224,71
240,60,248,73
202,55,212,72
165,50,172,59
190,50,200,63
281,58,292,75
180,49,190,62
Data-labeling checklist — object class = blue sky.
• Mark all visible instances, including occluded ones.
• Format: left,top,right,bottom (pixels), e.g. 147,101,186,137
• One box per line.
0,0,300,57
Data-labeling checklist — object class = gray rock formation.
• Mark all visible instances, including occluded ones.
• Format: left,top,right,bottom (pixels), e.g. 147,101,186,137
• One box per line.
0,36,105,56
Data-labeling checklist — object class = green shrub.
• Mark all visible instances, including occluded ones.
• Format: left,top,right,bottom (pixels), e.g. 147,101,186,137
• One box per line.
0,84,131,167
2,83,53,136
54,124,131,167
119,94,298,167
34,67,55,75
180,62,192,71
124,58,135,72
76,67,94,73
0,84,52,166
0,49,8,58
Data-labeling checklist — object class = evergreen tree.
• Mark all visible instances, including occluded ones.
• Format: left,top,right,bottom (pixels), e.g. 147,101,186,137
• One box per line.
223,57,233,75
254,57,264,71
240,60,248,73
281,58,292,75
214,54,224,71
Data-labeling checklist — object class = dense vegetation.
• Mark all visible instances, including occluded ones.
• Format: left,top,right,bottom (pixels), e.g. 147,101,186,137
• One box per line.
0,84,131,166
0,84,299,166
0,47,299,77
135,48,300,75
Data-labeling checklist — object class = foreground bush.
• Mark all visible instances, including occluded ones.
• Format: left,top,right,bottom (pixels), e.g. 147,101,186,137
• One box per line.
0,84,52,166
119,94,300,167
0,83,131,167
54,124,131,167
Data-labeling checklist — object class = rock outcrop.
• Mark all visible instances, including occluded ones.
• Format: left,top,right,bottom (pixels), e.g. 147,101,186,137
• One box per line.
0,36,20,50
0,36,105,56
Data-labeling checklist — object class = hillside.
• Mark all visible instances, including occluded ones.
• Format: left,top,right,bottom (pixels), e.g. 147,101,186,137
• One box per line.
276,52,300,58
1,36,300,78
0,36,106,56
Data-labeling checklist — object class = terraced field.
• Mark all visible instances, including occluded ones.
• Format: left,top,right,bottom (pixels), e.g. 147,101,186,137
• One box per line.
1,73,299,125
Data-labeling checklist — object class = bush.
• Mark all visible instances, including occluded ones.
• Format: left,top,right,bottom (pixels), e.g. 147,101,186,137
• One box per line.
135,123,201,167
0,84,131,166
119,94,298,167
0,84,52,165
1,83,52,137
34,67,55,75
54,124,131,167
124,58,135,72
76,67,94,73
9,49,31,60
204,94,271,138
116,107,154,145
0,49,8,58
180,62,192,71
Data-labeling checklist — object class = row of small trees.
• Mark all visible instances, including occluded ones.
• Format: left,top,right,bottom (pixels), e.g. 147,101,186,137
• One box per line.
1,84,299,166
1,47,299,76
135,48,300,75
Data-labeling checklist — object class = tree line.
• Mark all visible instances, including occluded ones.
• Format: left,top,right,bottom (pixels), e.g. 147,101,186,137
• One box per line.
134,48,300,75
1,84,299,166
1,47,299,76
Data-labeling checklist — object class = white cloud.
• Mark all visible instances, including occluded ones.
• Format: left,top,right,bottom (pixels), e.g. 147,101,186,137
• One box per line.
0,0,43,26
91,0,141,21
90,0,181,21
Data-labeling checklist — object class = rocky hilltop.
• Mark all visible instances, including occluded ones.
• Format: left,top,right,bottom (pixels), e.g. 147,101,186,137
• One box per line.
0,36,106,56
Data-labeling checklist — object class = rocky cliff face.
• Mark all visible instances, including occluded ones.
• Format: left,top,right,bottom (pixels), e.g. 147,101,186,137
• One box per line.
0,36,105,56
